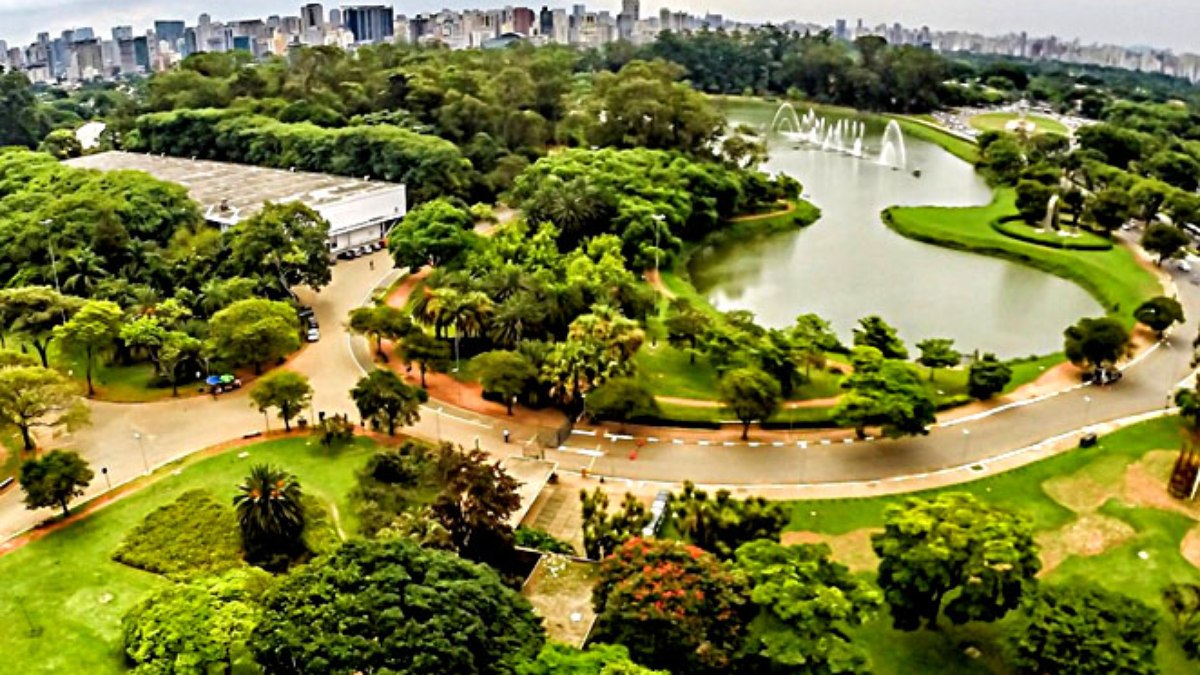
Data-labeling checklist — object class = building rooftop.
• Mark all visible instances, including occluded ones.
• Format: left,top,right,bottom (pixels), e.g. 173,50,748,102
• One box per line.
499,456,559,529
64,151,406,236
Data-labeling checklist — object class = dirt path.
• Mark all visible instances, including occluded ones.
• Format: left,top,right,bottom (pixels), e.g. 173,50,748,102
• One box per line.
727,202,796,222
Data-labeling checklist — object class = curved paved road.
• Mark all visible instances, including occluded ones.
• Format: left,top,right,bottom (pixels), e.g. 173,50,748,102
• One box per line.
0,239,1195,539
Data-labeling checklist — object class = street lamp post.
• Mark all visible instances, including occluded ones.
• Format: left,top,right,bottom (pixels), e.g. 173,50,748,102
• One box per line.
961,429,971,466
652,213,665,273
133,431,150,475
1083,395,1093,428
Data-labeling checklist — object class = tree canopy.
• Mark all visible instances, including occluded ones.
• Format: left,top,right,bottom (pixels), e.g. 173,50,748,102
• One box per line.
248,370,313,431
592,538,751,674
351,368,427,435
833,347,936,439
1009,585,1160,675
122,569,271,675
206,298,300,373
252,538,545,674
872,493,1041,631
19,449,94,517
388,198,478,270
734,540,882,673
717,366,782,440
1064,316,1131,371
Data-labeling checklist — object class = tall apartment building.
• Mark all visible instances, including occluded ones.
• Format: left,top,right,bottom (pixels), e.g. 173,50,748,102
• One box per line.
302,4,325,31
153,20,186,51
343,6,394,43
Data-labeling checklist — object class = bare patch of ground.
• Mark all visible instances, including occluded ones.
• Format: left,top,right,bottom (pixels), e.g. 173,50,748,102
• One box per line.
1181,526,1200,569
1043,471,1115,514
781,529,881,573
1037,514,1137,575
1123,451,1200,520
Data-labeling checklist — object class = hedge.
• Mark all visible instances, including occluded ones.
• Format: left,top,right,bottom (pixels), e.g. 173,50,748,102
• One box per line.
126,109,476,203
992,216,1114,251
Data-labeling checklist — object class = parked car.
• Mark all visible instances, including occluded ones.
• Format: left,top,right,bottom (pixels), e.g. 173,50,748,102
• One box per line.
1177,260,1193,273
641,490,671,537
1084,367,1123,386
307,315,319,329
306,328,320,343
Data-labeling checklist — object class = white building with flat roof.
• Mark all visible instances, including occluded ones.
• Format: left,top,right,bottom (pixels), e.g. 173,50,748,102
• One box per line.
64,151,406,254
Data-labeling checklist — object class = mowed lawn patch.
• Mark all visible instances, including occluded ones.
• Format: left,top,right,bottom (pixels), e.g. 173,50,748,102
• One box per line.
784,416,1199,672
885,188,1161,321
0,435,380,674
969,111,1069,136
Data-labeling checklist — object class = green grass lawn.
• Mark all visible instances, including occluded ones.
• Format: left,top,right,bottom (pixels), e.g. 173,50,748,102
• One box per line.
969,111,1069,137
992,217,1114,251
886,188,1161,321
0,435,380,674
890,115,981,164
786,416,1198,673
49,345,189,403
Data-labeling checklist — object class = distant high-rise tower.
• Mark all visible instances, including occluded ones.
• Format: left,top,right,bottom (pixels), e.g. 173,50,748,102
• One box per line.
302,3,325,30
154,20,186,49
329,8,343,27
343,6,394,43
111,25,133,41
621,0,640,22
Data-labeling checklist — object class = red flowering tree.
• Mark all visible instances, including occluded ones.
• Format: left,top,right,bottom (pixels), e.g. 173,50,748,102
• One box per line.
591,538,751,674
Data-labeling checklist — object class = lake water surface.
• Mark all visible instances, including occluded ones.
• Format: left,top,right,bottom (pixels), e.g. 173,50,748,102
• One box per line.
688,121,1102,358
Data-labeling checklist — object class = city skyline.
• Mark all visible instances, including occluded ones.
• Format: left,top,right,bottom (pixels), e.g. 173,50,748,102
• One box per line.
1,0,1199,54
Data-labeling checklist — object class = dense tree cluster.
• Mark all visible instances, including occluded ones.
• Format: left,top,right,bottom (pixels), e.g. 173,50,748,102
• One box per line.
591,537,883,674
127,108,475,203
510,147,796,266
603,29,953,113
252,538,544,674
351,439,522,568
138,45,577,197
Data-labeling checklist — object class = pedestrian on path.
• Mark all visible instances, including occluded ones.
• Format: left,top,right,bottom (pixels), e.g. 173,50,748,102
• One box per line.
503,429,510,443
369,259,375,271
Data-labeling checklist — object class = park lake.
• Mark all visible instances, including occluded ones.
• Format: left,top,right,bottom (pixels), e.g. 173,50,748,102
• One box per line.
689,101,1102,359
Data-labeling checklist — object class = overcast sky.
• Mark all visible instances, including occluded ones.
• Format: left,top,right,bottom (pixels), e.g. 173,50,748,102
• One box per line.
1,0,1197,53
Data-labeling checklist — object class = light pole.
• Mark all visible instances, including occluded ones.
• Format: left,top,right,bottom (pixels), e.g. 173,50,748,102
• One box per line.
133,431,150,475
652,213,665,273
961,429,971,466
1083,395,1092,428
41,219,66,321
434,407,442,442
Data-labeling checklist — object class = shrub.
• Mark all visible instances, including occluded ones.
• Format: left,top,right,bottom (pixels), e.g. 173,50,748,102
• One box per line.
991,215,1114,250
113,490,243,577
515,527,576,556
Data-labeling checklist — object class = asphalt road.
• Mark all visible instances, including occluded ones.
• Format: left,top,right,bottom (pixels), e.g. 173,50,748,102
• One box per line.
0,241,1194,539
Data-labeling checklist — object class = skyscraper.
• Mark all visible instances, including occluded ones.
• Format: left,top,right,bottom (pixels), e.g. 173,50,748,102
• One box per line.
154,20,186,50
302,3,325,31
343,6,394,43
111,26,133,41
621,0,640,22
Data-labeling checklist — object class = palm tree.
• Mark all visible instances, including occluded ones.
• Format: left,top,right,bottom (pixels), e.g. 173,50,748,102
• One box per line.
488,292,544,349
447,290,494,339
480,263,528,302
61,248,107,295
233,464,306,557
414,287,460,339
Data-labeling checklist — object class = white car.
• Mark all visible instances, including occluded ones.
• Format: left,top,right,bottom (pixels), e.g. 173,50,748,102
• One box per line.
1177,260,1193,273
306,328,320,343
